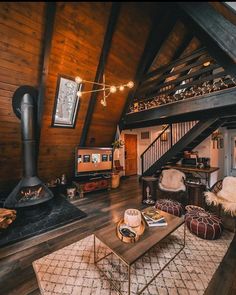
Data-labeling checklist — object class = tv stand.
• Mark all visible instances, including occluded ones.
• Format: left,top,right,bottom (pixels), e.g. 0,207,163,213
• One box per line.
73,173,112,194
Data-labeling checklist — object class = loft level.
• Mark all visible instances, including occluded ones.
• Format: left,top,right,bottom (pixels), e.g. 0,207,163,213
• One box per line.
122,88,236,129
127,46,236,115
128,76,236,114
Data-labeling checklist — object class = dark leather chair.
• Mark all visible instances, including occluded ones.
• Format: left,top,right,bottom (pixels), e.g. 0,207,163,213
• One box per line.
156,169,188,207
114,160,124,173
205,178,236,232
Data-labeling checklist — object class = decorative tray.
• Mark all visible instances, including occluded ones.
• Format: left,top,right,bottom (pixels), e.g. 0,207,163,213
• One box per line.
116,218,146,243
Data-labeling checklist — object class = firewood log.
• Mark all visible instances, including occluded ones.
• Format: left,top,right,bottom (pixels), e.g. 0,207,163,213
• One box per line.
0,208,16,229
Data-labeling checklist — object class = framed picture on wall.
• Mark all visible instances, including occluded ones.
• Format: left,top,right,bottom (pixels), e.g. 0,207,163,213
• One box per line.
52,75,82,128
140,131,151,145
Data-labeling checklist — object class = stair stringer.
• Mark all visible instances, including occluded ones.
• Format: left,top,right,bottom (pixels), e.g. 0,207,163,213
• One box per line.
142,117,226,176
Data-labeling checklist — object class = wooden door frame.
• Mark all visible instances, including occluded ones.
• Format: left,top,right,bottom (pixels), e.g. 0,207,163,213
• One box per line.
224,129,236,176
228,130,236,176
124,133,137,176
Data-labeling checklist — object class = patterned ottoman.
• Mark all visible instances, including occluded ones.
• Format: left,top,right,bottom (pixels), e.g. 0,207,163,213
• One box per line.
155,199,183,217
185,205,223,240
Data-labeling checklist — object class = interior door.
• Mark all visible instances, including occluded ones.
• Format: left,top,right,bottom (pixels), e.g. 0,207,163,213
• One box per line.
124,134,137,176
230,135,236,176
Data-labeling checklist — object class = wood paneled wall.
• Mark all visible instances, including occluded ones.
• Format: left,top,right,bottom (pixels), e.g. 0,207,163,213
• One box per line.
0,2,150,187
0,2,45,189
0,2,202,188
37,2,111,181
86,3,152,147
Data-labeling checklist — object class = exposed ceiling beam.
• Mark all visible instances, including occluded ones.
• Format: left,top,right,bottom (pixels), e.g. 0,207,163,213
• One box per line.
143,70,226,99
222,116,236,123
137,33,194,96
119,5,178,130
222,122,236,127
79,3,121,146
145,63,219,97
226,126,236,130
142,10,178,75
37,3,56,156
123,88,236,129
137,55,213,96
178,2,236,78
172,32,194,61
142,47,206,82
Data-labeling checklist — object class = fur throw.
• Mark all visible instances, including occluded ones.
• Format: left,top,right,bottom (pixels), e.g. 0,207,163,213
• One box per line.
204,176,236,216
217,176,236,202
159,169,186,192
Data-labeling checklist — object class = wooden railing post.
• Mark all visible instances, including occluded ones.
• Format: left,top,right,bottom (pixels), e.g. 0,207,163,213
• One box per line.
141,154,144,175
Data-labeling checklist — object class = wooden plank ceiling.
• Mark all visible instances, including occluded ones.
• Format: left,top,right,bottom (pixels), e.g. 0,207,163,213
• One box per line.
0,2,235,188
123,2,236,124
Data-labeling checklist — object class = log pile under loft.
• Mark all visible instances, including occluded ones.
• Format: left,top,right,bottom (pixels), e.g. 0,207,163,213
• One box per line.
0,209,16,229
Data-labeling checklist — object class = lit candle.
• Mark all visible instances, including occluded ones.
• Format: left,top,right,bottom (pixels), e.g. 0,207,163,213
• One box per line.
124,209,141,228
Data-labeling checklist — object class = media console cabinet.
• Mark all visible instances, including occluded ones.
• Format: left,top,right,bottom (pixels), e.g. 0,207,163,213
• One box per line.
73,174,112,194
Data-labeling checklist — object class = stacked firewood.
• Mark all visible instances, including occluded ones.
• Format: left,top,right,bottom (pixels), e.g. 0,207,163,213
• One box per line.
0,208,16,229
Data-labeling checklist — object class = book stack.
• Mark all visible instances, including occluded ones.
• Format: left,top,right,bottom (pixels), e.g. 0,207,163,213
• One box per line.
142,207,167,227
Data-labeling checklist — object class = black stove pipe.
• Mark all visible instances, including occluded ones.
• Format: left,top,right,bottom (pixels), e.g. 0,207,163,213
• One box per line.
22,93,37,178
4,92,54,208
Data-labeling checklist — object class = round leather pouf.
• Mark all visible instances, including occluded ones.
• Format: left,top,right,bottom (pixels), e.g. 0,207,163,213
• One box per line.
155,199,183,217
185,205,205,213
185,208,223,240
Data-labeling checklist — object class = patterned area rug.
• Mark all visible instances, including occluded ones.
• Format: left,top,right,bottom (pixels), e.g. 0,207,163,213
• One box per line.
33,225,233,295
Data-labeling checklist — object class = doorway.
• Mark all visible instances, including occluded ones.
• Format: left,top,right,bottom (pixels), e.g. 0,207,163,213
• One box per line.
230,133,236,176
124,134,137,176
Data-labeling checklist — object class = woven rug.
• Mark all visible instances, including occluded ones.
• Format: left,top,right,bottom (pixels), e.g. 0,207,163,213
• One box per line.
33,225,233,295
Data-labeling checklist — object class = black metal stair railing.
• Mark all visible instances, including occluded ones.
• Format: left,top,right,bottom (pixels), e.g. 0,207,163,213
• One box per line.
141,121,198,174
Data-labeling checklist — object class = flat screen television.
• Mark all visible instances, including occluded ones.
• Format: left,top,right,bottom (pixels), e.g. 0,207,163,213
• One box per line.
75,147,113,177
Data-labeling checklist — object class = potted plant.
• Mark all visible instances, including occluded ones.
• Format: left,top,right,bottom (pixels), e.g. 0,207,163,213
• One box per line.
111,139,124,163
112,139,124,150
111,139,124,188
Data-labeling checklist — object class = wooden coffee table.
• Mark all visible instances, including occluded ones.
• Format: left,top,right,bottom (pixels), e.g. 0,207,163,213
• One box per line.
94,210,185,295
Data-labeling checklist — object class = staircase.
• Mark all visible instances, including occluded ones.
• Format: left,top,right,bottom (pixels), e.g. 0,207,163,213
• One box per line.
141,118,227,176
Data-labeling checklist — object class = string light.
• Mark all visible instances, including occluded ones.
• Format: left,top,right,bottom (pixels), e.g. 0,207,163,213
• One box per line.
74,75,134,107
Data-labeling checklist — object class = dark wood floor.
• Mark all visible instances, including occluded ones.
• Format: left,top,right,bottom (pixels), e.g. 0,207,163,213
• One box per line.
0,176,235,295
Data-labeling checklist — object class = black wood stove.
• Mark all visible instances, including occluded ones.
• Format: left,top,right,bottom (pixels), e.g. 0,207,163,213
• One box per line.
4,87,54,209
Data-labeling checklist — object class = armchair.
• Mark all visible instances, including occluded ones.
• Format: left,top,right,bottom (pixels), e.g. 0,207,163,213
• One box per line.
156,169,188,206
204,176,236,231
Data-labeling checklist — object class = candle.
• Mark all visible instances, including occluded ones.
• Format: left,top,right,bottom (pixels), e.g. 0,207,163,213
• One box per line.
124,209,141,228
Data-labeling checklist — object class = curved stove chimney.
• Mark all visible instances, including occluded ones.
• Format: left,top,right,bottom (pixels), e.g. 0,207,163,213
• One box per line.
4,88,54,209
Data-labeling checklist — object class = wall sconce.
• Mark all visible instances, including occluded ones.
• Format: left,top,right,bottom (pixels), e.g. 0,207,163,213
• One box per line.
211,130,224,149
75,74,134,107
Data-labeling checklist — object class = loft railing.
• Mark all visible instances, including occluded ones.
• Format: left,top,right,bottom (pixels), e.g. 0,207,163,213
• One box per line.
141,120,198,174
128,48,236,114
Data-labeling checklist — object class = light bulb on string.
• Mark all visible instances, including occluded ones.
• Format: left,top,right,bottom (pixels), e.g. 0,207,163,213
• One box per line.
110,86,117,93
75,76,83,84
77,91,82,98
127,81,134,88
